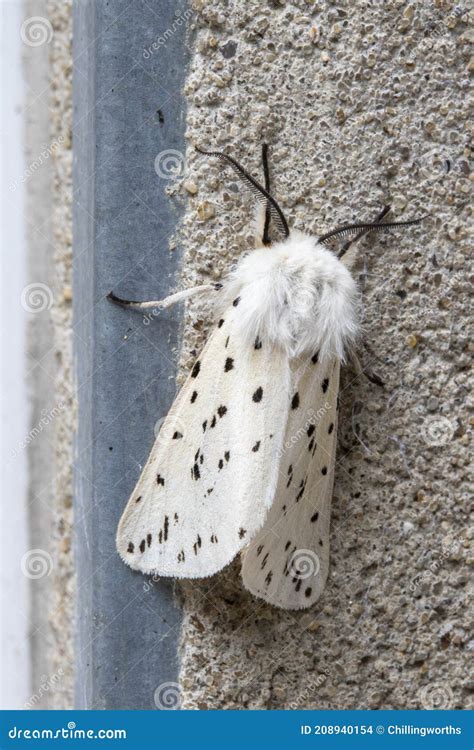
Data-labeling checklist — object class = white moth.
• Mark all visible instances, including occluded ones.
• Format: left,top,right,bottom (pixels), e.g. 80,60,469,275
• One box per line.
110,145,424,610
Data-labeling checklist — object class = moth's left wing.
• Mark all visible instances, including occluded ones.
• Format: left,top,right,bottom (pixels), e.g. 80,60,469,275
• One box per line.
241,354,340,609
116,298,291,579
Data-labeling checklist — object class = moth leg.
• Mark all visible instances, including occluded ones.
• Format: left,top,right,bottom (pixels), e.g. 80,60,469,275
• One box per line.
350,351,385,388
107,283,218,312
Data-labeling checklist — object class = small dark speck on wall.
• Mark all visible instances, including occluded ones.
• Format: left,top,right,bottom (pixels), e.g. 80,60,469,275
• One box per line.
221,40,237,59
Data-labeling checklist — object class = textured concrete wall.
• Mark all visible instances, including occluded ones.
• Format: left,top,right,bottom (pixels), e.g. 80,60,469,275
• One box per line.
175,0,472,710
34,0,471,710
23,0,74,708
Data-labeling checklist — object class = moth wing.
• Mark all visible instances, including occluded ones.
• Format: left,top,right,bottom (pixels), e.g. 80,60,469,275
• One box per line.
241,354,340,609
116,299,290,578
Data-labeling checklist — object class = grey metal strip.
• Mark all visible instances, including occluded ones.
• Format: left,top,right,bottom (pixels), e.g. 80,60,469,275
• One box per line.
73,0,191,709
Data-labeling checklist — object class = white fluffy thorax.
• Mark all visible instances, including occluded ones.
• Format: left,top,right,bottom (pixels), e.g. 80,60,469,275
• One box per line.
217,231,359,361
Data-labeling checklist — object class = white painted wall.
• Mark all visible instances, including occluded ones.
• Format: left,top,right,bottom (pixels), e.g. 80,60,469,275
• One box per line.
0,0,31,709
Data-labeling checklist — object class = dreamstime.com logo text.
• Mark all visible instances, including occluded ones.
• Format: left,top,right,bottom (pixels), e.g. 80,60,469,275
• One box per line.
24,669,65,709
8,722,126,741
9,136,64,192
142,8,194,59
277,402,331,459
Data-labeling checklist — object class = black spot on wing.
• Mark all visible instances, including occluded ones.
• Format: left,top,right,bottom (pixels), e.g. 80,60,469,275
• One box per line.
202,420,207,432
307,424,315,437
164,516,169,541
210,534,218,543
225,336,230,348
252,387,263,402
328,422,334,434
224,450,230,462
224,357,234,372
252,440,261,452
256,545,264,556
284,541,291,551
193,534,202,555
218,318,225,328
311,351,319,364
254,336,262,350
322,378,329,393
157,474,165,486
192,463,201,480
139,539,145,553
291,392,300,409
239,528,247,539
217,405,227,417
260,552,269,569
172,431,183,439
135,496,142,504
127,542,134,553
191,361,201,378
264,571,273,586
147,533,152,547
218,458,224,470
191,390,198,403
232,296,241,307
210,415,217,428
305,587,312,598
311,511,319,523
308,438,315,453
296,478,307,502
177,550,185,563
321,466,328,475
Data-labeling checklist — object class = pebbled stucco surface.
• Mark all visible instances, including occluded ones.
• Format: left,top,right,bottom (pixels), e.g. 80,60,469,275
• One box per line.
174,0,472,710
24,0,74,708
31,0,472,711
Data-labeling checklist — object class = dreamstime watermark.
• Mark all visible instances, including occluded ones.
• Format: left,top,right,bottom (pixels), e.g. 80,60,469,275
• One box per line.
8,724,126,740
20,16,53,47
288,549,320,580
143,306,163,326
419,682,453,709
9,401,65,461
143,573,161,593
154,415,186,442
24,669,65,709
154,149,187,180
20,282,54,313
277,403,331,459
420,415,455,447
21,549,53,579
153,681,181,710
409,537,462,593
405,5,467,65
288,669,330,710
142,9,194,59
10,136,64,192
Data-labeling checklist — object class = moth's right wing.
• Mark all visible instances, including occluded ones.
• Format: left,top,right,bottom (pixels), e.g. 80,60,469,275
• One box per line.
116,298,291,578
241,354,340,609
